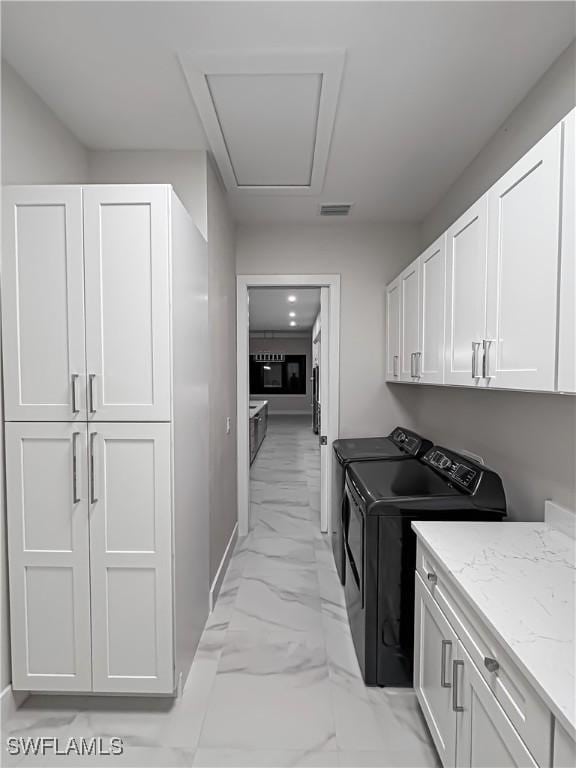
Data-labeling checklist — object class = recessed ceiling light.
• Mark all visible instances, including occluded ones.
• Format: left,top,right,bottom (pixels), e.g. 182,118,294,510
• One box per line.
289,311,296,318
289,321,297,327
287,295,297,303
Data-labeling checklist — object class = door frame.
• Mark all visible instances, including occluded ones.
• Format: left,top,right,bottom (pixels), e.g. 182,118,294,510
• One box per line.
236,274,341,537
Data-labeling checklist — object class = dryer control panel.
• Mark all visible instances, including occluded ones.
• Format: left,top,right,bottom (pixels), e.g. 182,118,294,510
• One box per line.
389,427,431,457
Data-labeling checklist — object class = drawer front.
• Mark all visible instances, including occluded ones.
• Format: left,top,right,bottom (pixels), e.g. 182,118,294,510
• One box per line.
416,542,552,767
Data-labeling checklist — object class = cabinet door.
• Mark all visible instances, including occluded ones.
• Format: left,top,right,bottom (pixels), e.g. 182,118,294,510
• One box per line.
386,278,401,381
1,187,87,421
558,109,575,393
455,643,538,768
485,124,562,391
444,196,489,386
5,422,92,691
399,260,421,381
88,423,173,693
83,186,171,421
419,236,446,384
414,574,457,768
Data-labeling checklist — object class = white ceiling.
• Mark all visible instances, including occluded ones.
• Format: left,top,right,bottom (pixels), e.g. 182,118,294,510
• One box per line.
2,2,574,223
249,288,320,331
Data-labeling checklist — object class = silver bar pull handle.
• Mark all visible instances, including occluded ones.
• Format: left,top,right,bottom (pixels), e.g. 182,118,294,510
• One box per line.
72,431,80,504
471,342,481,378
441,640,452,688
416,351,422,378
393,354,399,377
71,374,79,414
482,340,494,379
410,352,415,378
484,656,499,673
452,660,464,712
89,374,97,414
90,432,98,504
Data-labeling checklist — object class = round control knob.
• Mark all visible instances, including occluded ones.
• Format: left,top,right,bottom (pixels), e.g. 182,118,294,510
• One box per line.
440,457,452,470
397,431,406,442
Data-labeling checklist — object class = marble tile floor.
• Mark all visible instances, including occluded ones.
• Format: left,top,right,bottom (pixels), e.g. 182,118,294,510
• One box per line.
2,416,440,768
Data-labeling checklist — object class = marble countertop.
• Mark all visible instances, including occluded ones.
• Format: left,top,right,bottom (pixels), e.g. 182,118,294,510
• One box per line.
412,519,576,738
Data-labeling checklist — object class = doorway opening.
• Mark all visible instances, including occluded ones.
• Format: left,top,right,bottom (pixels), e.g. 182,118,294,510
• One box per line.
236,275,340,538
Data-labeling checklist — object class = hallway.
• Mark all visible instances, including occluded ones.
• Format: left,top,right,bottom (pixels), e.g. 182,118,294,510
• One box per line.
4,417,439,767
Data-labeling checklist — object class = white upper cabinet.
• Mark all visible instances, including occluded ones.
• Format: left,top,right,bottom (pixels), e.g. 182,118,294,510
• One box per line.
558,109,575,394
419,235,446,384
385,277,401,381
5,422,92,691
2,187,87,421
83,187,171,421
444,196,489,386
486,123,562,391
89,422,174,693
399,259,421,381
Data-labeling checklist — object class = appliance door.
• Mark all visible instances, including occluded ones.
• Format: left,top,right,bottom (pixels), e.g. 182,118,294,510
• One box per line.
377,515,416,686
344,482,367,675
331,457,346,584
345,485,364,604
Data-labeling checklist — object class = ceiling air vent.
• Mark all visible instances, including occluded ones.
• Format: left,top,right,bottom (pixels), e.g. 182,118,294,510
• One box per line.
319,204,353,217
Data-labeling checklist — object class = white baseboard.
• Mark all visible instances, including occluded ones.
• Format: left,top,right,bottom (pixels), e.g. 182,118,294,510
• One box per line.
209,522,238,612
1,684,28,724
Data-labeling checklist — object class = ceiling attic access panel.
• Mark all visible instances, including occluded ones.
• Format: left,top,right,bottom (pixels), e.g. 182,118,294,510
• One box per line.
206,73,321,187
179,50,345,194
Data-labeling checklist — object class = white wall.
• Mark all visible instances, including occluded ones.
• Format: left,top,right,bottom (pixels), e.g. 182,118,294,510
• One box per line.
87,150,207,239
2,61,88,184
1,61,90,696
405,41,576,523
237,223,421,438
249,334,313,414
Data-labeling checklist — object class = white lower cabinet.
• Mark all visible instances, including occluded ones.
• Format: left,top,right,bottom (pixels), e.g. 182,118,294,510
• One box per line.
415,573,458,767
455,642,537,768
415,573,545,768
6,421,175,694
5,422,93,691
89,423,173,693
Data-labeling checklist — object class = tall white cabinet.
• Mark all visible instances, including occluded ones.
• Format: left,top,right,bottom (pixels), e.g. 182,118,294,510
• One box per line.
2,185,209,695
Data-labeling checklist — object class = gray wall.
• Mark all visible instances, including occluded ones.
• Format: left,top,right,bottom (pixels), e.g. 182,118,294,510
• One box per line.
237,222,421,438
249,334,313,414
1,61,90,693
87,149,208,239
206,162,238,583
405,41,576,523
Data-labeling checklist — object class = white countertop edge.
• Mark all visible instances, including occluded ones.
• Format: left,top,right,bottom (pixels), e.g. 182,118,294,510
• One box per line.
249,400,268,415
412,521,576,741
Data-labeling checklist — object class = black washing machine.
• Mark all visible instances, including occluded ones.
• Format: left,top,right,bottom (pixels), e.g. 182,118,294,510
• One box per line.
343,445,507,687
332,428,432,584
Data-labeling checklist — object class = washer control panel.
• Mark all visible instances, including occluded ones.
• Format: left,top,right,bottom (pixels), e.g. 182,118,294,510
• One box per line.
423,447,481,492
